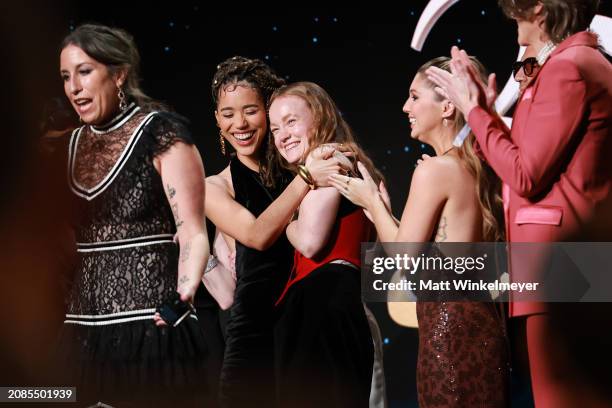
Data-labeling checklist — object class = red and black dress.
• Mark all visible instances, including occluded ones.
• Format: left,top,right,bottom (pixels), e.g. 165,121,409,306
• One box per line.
274,198,374,408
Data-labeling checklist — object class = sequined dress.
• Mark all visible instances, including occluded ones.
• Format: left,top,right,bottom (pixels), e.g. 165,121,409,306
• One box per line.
55,103,210,406
416,246,510,407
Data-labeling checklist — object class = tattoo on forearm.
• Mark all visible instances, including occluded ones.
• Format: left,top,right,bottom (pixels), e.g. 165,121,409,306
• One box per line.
178,275,190,287
180,241,191,263
435,216,448,242
171,203,184,228
167,184,176,199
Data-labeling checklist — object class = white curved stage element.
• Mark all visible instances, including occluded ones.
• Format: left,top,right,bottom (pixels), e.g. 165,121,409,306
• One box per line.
591,14,612,55
410,0,459,52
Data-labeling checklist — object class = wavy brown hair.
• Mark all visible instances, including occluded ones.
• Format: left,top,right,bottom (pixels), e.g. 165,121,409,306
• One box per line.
497,0,600,44
264,81,384,188
418,57,505,242
61,24,167,112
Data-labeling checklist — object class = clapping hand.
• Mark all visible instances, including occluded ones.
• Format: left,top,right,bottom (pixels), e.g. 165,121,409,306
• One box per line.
425,46,498,117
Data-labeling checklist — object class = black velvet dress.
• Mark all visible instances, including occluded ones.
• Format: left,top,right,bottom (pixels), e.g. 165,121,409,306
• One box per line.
218,158,293,407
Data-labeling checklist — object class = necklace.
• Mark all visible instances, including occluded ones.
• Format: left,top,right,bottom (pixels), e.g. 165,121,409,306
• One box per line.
441,146,456,156
90,102,138,135
537,41,557,65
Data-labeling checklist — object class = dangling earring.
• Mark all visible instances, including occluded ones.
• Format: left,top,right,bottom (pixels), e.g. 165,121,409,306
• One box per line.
442,118,448,127
118,87,127,111
219,130,226,155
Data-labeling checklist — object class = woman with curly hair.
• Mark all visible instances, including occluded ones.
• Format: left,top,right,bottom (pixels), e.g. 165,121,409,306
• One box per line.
205,57,348,407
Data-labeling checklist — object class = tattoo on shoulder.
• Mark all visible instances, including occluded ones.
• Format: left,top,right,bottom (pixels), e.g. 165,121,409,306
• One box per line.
167,184,176,199
435,216,448,242
180,241,191,263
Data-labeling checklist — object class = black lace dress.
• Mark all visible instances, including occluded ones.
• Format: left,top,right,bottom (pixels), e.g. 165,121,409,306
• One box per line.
55,103,210,406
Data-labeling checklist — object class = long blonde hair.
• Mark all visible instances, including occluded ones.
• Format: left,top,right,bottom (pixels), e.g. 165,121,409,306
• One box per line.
418,57,505,242
264,81,384,187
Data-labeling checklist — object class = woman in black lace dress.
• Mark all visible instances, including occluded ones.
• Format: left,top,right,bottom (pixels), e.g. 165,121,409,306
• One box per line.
55,24,211,406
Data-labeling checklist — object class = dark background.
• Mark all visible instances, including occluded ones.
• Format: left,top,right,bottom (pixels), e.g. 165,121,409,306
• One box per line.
1,1,611,406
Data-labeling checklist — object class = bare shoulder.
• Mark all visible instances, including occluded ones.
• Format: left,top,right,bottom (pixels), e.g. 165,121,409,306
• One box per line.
413,155,461,181
411,155,472,197
206,165,233,197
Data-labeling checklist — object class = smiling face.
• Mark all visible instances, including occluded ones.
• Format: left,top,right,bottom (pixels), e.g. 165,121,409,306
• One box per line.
214,82,268,159
60,44,124,125
402,73,446,143
269,95,314,164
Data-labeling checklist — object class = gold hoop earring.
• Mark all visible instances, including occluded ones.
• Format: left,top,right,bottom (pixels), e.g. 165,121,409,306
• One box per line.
118,87,127,111
219,130,226,155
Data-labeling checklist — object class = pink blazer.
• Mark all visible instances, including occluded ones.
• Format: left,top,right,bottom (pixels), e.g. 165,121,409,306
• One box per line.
468,32,612,316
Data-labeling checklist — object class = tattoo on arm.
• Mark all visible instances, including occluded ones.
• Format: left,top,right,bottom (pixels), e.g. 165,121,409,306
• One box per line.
167,184,176,199
171,203,184,228
435,216,448,242
180,241,191,263
167,184,183,228
178,275,190,287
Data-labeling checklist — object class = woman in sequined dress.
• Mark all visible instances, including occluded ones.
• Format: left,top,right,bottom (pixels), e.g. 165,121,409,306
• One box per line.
330,57,510,408
54,24,212,406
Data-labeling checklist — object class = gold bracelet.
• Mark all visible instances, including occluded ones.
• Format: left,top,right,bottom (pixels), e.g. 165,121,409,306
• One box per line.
297,165,316,190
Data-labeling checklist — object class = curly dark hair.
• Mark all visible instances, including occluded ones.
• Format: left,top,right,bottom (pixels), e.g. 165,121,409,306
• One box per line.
212,56,285,106
211,56,286,187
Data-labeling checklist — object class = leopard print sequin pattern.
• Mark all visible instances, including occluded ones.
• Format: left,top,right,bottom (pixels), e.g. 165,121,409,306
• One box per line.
416,301,510,408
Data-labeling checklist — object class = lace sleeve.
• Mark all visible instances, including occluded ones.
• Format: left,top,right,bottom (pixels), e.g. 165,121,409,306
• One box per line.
143,111,194,158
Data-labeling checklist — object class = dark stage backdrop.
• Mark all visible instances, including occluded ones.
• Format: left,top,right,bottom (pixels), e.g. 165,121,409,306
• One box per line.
2,1,611,406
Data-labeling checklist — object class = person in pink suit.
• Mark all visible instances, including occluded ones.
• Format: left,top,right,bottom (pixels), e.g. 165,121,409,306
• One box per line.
426,0,612,406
